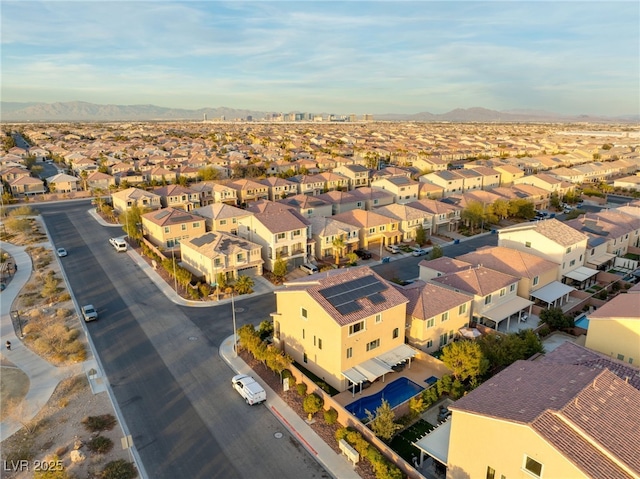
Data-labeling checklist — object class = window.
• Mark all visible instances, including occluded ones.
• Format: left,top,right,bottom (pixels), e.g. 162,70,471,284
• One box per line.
301,308,308,319
426,340,433,349
392,328,399,339
579,254,583,261
485,294,492,305
369,227,376,234
533,276,539,286
427,318,435,328
569,259,576,267
459,304,467,315
441,312,449,322
500,288,506,297
346,347,352,359
214,258,222,267
375,313,382,323
486,466,495,479
193,222,200,228
293,229,301,237
449,330,454,339
439,333,448,347
349,321,365,335
232,218,237,224
164,226,170,233
220,219,227,225
318,338,322,349
629,357,634,364
277,232,285,240
236,254,244,262
302,329,305,339
366,339,380,351
303,352,307,363
617,354,625,361
566,246,572,254
523,456,543,477
510,284,516,292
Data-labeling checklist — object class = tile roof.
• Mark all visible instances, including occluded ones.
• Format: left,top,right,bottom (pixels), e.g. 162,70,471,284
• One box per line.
182,231,260,256
418,256,472,274
246,200,309,233
395,280,471,319
279,266,408,326
432,265,518,296
142,207,202,226
192,203,252,220
501,218,588,247
332,209,396,228
456,246,558,279
588,293,640,320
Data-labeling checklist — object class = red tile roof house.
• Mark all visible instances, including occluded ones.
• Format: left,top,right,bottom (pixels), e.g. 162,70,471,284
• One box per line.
416,360,640,478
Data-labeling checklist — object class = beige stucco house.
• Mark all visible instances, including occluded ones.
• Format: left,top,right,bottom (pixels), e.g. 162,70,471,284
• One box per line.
141,207,206,249
111,187,162,214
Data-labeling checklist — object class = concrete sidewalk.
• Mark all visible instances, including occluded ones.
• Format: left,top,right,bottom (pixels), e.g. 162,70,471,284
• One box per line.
0,241,92,441
219,335,360,479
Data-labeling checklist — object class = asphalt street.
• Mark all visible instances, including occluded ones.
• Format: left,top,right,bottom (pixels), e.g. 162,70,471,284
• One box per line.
38,201,328,479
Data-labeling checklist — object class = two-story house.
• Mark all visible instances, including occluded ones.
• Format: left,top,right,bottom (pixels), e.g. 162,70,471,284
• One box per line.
316,190,364,215
111,187,162,214
272,267,412,392
419,170,465,197
374,203,433,242
407,199,461,234
432,265,532,331
191,203,253,234
180,231,263,284
141,207,206,249
370,176,420,204
238,200,312,271
259,177,297,201
333,164,371,189
332,209,402,253
499,219,595,289
308,216,361,260
46,173,80,193
397,280,472,354
226,178,269,205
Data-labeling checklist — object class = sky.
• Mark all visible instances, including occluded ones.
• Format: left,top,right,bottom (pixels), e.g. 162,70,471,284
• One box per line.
1,1,639,116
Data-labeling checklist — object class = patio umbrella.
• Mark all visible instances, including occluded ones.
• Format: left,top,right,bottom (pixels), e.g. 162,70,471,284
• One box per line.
459,327,481,339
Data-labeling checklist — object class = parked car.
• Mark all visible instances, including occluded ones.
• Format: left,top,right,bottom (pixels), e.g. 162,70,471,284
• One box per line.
232,374,266,405
56,248,68,257
354,249,372,259
109,237,128,252
411,248,427,257
385,244,401,254
81,304,98,322
300,263,319,275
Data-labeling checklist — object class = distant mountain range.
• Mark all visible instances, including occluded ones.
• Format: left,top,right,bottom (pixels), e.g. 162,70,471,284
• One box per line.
1,101,637,123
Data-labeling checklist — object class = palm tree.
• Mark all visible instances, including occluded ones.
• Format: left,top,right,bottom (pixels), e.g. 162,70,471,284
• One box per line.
332,236,346,265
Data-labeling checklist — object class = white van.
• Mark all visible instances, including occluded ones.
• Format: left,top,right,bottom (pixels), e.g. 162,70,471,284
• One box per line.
300,263,319,275
232,374,266,405
109,237,128,252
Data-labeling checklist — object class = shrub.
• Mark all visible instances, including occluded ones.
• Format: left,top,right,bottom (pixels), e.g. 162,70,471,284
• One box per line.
87,436,114,454
296,382,307,397
302,393,324,418
101,460,138,479
323,408,338,425
82,414,117,432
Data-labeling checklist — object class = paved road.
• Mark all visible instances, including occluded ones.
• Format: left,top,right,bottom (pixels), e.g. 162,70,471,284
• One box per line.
38,201,328,479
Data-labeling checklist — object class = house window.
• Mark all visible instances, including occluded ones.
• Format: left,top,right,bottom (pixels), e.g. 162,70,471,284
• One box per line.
220,219,227,225
392,328,399,339
232,218,237,224
302,329,305,339
303,352,307,363
459,304,467,315
485,294,492,305
346,347,353,359
566,246,572,253
181,224,187,231
441,312,449,322
366,339,380,351
439,333,448,347
349,321,365,335
533,276,539,286
236,254,244,262
617,354,625,361
629,358,634,364
523,456,543,477
499,288,506,297
214,258,222,267
293,229,301,237
301,308,308,319
426,340,433,349
510,284,516,292
318,338,322,350
375,313,382,323
486,466,495,479
369,227,375,234
525,241,531,248
427,318,435,328
569,259,576,267
277,232,285,240
373,199,379,205
193,222,200,228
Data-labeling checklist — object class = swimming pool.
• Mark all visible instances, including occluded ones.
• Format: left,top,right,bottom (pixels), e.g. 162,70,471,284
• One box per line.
346,377,424,421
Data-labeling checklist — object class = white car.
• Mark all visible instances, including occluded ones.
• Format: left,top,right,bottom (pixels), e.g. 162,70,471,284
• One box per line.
411,248,427,257
56,248,68,257
81,304,98,322
232,374,266,405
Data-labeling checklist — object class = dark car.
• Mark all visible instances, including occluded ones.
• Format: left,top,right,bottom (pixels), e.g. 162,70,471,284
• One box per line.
354,249,372,260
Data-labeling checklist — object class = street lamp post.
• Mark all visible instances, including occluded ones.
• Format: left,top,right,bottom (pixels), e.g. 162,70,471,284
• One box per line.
11,310,22,337
231,292,238,357
172,249,178,294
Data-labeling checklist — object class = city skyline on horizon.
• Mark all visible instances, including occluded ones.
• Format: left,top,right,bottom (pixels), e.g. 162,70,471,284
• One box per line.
2,1,639,118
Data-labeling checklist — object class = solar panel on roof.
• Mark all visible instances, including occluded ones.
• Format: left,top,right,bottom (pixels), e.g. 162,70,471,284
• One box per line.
318,275,388,315
336,302,363,315
368,293,385,304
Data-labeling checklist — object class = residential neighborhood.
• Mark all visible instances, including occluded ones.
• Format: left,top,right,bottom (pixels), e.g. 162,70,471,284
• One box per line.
2,121,640,479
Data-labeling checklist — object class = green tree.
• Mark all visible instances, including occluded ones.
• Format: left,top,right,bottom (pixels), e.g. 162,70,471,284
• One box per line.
491,198,510,220
430,244,443,259
461,201,485,234
272,257,288,281
118,205,146,240
366,399,402,441
303,393,324,420
441,340,488,383
415,224,427,246
332,236,346,265
539,307,574,330
197,166,220,181
550,191,561,210
234,275,254,295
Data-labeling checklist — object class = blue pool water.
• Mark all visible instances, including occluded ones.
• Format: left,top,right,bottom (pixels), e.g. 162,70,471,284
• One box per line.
346,377,424,421
574,314,590,330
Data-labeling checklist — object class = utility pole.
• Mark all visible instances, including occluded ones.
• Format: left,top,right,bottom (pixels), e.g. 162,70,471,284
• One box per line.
231,292,238,357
